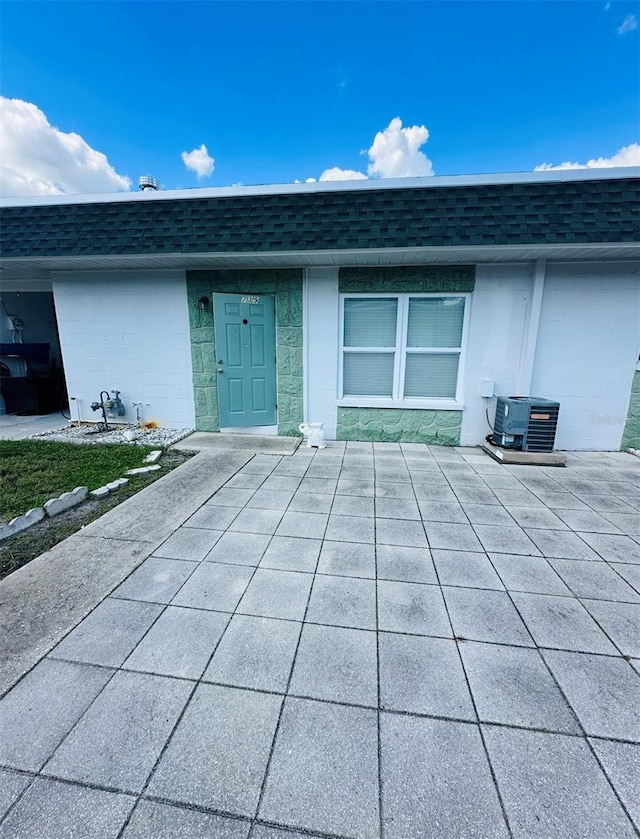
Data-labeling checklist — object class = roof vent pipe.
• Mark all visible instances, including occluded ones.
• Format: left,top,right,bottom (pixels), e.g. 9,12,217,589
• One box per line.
138,175,160,191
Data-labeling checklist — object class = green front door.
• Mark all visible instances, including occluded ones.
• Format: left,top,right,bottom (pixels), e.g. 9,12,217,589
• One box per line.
213,293,277,427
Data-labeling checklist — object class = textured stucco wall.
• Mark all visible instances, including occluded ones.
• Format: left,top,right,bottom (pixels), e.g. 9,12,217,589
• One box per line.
621,371,640,450
187,269,303,435
339,265,475,294
337,407,462,444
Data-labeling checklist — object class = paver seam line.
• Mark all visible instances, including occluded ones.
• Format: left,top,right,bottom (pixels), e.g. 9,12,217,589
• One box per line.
250,447,335,834
373,459,384,839
100,592,637,656
418,447,516,839
114,457,293,838
0,452,258,702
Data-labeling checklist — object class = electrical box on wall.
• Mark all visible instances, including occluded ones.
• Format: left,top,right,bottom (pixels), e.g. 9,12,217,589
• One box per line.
480,379,495,398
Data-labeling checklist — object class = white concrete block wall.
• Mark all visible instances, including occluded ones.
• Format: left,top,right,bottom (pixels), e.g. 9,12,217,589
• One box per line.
304,267,340,439
52,270,195,428
460,265,532,445
530,262,640,450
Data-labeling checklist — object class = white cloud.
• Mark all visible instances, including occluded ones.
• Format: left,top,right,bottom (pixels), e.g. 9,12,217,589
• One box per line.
181,144,215,178
0,97,131,197
617,13,638,33
319,167,367,181
367,117,434,178
534,142,640,171
314,117,434,183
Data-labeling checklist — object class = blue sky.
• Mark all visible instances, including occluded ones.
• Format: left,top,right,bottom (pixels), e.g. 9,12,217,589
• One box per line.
1,0,639,195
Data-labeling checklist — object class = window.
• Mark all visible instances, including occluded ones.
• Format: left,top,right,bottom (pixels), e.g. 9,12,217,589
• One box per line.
340,294,468,404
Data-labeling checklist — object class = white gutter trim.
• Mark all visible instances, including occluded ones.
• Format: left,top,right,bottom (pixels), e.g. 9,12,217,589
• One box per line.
1,166,638,208
1,241,638,270
517,259,547,395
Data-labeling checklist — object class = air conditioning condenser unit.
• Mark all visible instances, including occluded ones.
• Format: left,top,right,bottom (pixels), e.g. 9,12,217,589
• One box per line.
492,396,560,453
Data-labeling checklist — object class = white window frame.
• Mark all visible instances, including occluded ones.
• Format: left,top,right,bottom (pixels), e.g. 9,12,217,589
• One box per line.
337,292,470,411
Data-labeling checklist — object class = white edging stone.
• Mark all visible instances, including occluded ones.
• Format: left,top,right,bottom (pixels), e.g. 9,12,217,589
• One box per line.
106,478,129,491
44,486,89,518
144,450,162,464
126,465,162,476
91,486,111,498
0,508,45,541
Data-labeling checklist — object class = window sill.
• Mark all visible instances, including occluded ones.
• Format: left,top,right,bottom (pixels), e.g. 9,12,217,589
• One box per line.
337,398,464,411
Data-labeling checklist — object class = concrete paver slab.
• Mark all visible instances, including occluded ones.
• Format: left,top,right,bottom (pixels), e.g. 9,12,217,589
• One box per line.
380,714,509,839
489,553,572,596
171,562,253,612
460,641,580,733
512,591,618,654
376,517,428,548
317,540,376,578
432,549,505,590
289,623,378,707
122,606,229,679
325,513,375,544
183,505,242,532
111,556,198,604
542,650,640,742
330,494,375,517
204,531,271,566
379,632,475,719
580,599,640,658
122,800,251,839
589,738,640,830
377,579,451,636
0,769,31,819
0,658,113,772
305,574,377,630
0,777,134,839
577,532,640,564
49,597,162,667
229,508,284,535
484,726,637,838
549,558,640,602
147,683,282,817
203,614,301,693
259,535,321,573
375,544,437,584
275,510,329,539
237,569,313,621
424,521,483,552
43,670,191,791
259,697,379,839
444,587,534,646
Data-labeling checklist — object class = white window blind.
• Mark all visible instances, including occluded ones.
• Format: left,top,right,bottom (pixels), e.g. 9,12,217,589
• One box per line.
341,294,467,402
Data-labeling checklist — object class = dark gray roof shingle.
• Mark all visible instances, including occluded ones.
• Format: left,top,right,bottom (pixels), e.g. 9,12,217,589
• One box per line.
1,177,637,258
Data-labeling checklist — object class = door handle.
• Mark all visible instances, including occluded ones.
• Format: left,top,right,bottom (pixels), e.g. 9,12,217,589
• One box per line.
217,368,224,374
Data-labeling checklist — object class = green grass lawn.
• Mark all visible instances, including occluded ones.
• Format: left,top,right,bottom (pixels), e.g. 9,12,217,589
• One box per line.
0,440,156,522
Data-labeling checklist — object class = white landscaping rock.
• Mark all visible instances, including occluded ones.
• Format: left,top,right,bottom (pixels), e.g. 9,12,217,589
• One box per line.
144,450,162,464
106,478,129,491
126,465,162,476
44,486,88,518
0,508,45,541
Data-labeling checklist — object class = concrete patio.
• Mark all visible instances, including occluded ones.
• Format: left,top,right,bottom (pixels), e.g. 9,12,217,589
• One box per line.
1,442,639,838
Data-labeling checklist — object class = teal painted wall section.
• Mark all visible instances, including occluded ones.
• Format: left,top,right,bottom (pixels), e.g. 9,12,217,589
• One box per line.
339,265,475,293
337,265,473,445
187,270,303,436
621,371,640,450
337,407,462,444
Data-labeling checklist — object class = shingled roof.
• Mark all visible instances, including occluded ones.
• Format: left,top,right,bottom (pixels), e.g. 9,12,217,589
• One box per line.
1,174,638,258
